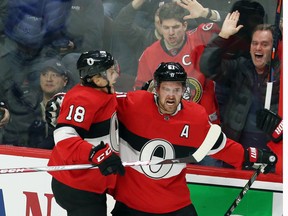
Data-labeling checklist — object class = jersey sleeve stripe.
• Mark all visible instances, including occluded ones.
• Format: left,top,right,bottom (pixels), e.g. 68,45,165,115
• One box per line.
54,126,79,144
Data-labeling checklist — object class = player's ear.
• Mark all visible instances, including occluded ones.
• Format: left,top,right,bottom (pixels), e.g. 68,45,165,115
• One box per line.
183,21,188,31
63,77,68,87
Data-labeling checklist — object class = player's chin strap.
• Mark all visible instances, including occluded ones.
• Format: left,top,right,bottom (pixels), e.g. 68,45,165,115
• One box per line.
96,81,112,94
85,77,112,94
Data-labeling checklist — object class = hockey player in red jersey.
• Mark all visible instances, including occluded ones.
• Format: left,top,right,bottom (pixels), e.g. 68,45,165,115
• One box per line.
134,2,220,124
48,50,125,216
46,61,277,215
112,62,277,216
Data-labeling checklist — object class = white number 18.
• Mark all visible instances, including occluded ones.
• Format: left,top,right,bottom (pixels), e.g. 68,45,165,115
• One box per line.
66,105,85,122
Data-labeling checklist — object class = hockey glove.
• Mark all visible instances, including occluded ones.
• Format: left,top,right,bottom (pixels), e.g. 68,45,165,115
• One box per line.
45,92,66,128
243,147,277,174
89,141,125,176
256,109,283,143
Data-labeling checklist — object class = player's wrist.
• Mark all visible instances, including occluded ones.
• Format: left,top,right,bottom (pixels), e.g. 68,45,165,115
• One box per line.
89,141,113,165
219,31,230,39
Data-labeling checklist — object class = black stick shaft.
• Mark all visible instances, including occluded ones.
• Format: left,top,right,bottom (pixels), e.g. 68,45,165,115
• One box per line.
224,166,262,216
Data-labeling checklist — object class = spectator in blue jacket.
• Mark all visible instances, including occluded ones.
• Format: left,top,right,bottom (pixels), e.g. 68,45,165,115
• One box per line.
5,0,73,52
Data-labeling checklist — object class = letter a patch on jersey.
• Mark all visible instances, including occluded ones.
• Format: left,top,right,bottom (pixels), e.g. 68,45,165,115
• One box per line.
180,125,189,138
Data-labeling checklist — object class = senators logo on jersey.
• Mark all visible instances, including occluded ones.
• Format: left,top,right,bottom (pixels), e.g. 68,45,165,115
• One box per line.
183,77,203,103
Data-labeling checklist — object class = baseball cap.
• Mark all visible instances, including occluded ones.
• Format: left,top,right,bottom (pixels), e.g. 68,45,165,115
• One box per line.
38,58,68,76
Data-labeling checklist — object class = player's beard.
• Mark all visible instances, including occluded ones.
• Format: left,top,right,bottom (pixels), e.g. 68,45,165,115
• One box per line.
158,97,180,115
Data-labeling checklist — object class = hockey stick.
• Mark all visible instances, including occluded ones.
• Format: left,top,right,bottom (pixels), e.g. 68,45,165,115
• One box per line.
224,165,264,216
264,0,282,109
0,124,221,175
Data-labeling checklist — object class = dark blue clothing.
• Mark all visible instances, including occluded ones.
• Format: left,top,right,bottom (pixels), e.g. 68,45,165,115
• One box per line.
5,0,72,49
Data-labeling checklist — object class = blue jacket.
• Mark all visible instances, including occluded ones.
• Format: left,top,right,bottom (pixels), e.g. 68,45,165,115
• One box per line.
5,0,72,49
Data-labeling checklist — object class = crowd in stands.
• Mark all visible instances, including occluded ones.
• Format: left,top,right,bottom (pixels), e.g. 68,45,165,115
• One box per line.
0,0,282,174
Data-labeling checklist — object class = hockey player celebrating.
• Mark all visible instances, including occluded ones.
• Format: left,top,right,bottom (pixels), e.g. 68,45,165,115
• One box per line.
111,62,277,216
48,50,125,216
46,60,277,216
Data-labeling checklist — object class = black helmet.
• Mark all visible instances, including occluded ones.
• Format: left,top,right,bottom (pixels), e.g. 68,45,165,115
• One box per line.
153,62,187,87
77,50,114,82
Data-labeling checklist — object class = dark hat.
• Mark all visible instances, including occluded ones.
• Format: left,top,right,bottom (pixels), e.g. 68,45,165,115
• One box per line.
61,53,82,87
39,58,68,76
61,52,81,82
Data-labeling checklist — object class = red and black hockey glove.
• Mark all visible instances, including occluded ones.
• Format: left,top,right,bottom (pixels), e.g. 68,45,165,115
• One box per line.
256,108,283,143
45,92,66,128
243,147,277,174
89,141,125,176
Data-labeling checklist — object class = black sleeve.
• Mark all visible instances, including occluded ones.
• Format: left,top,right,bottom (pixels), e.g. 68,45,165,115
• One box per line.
114,2,147,48
200,35,240,82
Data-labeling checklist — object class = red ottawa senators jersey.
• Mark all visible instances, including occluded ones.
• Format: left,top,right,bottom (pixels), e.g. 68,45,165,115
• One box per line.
114,91,244,214
135,23,221,124
48,84,119,194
